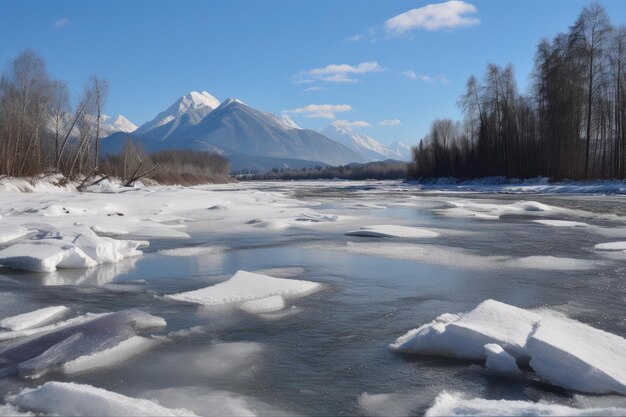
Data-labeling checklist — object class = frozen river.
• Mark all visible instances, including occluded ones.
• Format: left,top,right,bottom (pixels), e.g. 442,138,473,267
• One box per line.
0,180,625,415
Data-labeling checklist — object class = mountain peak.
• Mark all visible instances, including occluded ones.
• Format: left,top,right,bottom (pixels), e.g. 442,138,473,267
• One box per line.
135,90,220,135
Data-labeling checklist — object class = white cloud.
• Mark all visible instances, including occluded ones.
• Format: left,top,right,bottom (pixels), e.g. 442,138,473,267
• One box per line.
347,34,364,42
295,61,384,84
385,1,479,34
333,120,372,130
284,104,352,119
417,74,451,84
54,18,70,29
304,86,327,92
402,70,417,80
380,119,401,126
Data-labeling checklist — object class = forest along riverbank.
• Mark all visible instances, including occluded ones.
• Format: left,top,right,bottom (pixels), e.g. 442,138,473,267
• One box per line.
0,180,624,416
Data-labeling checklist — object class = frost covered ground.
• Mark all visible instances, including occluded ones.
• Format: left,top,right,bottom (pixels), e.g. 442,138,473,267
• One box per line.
0,178,625,416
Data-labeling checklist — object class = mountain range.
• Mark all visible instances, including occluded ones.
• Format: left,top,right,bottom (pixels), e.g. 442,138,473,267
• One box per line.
102,91,412,171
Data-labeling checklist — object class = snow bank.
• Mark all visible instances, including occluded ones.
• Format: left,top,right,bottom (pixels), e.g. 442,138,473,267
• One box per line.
165,270,321,309
595,241,626,251
345,225,440,239
391,300,626,394
484,343,521,374
0,306,69,331
0,309,165,378
390,300,539,360
424,391,626,416
7,381,194,416
528,313,626,395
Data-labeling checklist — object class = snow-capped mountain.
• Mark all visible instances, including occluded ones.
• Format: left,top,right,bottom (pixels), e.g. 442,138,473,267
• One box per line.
102,94,368,167
101,115,137,136
387,141,413,161
320,123,412,161
134,91,220,136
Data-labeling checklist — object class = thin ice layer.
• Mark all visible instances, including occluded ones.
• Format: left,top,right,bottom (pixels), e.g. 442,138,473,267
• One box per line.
165,270,321,307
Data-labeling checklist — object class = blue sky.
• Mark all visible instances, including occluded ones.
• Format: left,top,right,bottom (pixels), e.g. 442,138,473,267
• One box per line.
1,0,626,145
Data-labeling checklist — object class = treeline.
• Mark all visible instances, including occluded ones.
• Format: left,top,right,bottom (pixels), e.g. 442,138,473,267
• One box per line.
0,50,231,186
412,3,626,180
238,161,408,181
0,50,109,180
100,140,231,186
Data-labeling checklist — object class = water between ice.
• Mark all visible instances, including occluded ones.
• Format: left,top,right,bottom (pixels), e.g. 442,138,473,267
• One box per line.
0,182,625,415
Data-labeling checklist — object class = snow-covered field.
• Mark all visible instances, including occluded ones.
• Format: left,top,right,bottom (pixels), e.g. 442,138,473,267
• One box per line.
0,178,625,416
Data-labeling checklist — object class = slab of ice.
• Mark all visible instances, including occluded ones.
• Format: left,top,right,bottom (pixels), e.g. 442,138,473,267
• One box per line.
239,295,286,314
40,225,147,264
0,224,29,243
439,200,555,220
0,309,165,378
506,255,601,271
165,270,321,307
158,246,225,257
533,219,590,227
8,381,195,416
528,313,626,395
62,335,161,375
595,241,626,251
484,343,521,374
424,391,626,416
0,306,70,331
0,239,97,272
345,225,440,239
390,300,540,360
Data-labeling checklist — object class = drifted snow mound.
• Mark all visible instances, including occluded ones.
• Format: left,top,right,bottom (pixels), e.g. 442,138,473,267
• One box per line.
0,225,147,272
345,225,440,239
0,306,69,331
391,300,626,395
0,309,165,379
7,381,194,416
424,391,626,416
165,270,321,312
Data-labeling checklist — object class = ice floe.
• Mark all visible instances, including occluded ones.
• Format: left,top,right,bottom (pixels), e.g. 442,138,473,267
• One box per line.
0,224,29,244
158,246,225,257
0,309,165,378
165,270,321,311
0,225,147,272
391,300,626,394
505,255,602,271
0,306,70,331
438,200,555,220
595,241,626,251
424,391,626,416
345,225,440,238
0,239,97,272
7,381,194,416
533,219,590,227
